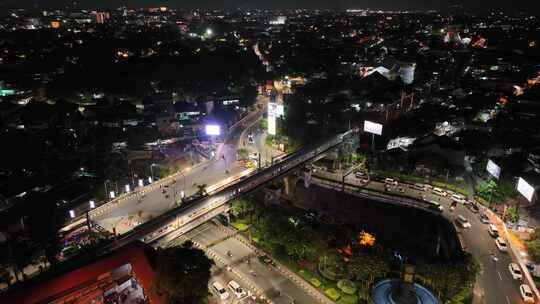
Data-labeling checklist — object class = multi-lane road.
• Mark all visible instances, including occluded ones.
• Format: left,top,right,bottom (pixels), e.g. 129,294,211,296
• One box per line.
159,221,322,304
90,95,268,234
312,170,529,304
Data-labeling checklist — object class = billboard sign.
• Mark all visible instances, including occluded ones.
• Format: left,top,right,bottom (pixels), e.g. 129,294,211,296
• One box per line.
205,124,221,136
268,116,277,135
364,120,383,136
268,102,284,118
517,177,535,202
486,159,501,179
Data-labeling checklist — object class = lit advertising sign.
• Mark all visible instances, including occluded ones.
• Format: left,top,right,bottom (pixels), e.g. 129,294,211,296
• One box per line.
138,179,144,187
517,177,535,202
364,120,383,136
268,102,284,118
268,116,277,135
205,124,221,136
486,159,501,179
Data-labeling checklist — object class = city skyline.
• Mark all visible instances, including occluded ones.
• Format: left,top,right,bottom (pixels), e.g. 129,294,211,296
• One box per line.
1,0,539,11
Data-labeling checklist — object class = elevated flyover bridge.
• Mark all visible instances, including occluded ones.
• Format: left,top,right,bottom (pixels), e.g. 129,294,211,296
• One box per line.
96,130,354,251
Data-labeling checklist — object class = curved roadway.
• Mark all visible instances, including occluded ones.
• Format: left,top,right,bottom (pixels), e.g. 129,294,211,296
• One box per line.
312,170,527,304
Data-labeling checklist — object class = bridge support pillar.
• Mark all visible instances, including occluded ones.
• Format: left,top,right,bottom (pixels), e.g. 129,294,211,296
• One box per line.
303,167,312,188
283,175,297,198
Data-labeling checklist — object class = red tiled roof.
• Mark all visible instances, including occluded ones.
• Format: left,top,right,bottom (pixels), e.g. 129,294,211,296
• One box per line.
0,241,164,304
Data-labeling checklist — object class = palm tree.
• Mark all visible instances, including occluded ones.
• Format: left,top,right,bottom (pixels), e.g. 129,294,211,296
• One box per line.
196,184,207,196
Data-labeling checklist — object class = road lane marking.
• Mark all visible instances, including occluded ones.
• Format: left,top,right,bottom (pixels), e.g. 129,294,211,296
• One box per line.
498,271,503,281
505,295,511,304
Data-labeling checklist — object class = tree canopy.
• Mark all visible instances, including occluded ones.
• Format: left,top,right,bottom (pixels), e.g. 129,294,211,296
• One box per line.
153,241,214,304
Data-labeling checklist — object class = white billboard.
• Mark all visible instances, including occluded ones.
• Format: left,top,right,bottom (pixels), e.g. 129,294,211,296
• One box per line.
486,159,501,179
364,120,383,135
268,102,284,118
517,177,535,202
205,124,221,135
268,116,277,135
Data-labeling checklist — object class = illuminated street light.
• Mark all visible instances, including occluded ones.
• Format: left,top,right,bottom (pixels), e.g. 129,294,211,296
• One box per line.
206,28,213,36
69,210,75,218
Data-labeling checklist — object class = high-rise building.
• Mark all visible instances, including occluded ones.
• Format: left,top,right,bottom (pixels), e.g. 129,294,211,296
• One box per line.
93,11,110,24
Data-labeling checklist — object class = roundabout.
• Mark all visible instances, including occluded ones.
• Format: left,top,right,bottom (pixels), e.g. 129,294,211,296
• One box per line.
372,279,439,304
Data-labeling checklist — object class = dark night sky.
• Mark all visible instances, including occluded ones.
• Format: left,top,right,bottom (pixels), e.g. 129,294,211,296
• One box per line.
0,0,539,11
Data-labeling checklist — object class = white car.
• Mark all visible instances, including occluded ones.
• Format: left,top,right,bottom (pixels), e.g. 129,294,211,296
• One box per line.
520,284,535,303
509,263,523,280
428,200,444,212
228,280,247,299
412,183,426,191
495,237,508,252
432,187,447,197
384,178,398,186
451,194,466,204
456,215,471,228
488,224,499,238
211,281,230,300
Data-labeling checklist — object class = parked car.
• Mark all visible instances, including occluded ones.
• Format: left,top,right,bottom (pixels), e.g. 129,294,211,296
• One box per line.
427,200,444,212
412,183,426,191
258,254,276,267
495,237,508,252
466,202,480,213
228,280,247,299
211,282,230,300
479,213,490,224
355,171,366,178
509,263,523,280
456,215,471,228
432,187,448,197
520,284,535,303
488,224,499,238
384,178,398,186
451,193,466,204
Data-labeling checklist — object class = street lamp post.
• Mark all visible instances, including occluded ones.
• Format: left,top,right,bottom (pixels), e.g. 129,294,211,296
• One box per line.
104,180,108,199
150,163,156,182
